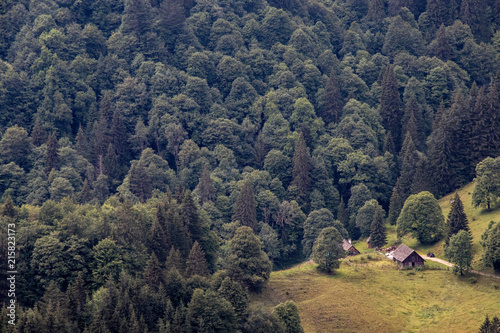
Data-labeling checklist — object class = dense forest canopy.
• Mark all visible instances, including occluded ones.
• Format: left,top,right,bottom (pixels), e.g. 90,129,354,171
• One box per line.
1,0,500,331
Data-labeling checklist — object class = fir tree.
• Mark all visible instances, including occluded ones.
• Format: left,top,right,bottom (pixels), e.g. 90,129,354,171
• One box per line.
75,125,90,160
165,247,184,274
321,68,343,124
45,133,60,175
379,65,403,150
180,190,203,242
144,253,163,291
129,163,152,202
110,110,130,164
337,197,349,231
77,179,93,204
291,132,312,209
103,143,120,180
369,206,386,249
433,24,453,61
460,0,490,41
445,193,470,244
92,117,110,170
185,241,209,277
150,217,168,262
232,182,258,231
197,164,215,204
31,116,47,146
426,0,453,27
402,93,424,150
387,180,406,225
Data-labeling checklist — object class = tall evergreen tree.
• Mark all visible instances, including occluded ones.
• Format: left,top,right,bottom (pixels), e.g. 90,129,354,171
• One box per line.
433,24,453,61
144,253,163,291
321,68,343,124
77,179,93,204
92,117,110,173
379,65,403,150
366,0,386,23
129,163,152,201
197,165,215,204
233,182,258,231
468,87,499,170
387,179,406,225
369,207,387,249
45,133,60,175
291,132,312,210
402,93,424,150
150,216,168,263
110,110,130,164
426,0,454,27
445,193,470,245
460,0,490,41
337,197,349,231
31,116,47,147
103,143,120,181
185,241,209,277
75,125,90,160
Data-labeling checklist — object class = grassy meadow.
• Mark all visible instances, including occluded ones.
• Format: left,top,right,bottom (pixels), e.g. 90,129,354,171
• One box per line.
255,256,500,333
354,182,500,271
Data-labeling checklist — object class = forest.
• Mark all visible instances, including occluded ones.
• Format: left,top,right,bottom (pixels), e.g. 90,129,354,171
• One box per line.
0,0,500,331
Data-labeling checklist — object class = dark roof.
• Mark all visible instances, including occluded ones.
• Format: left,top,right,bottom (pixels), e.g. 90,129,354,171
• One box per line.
343,239,355,251
392,244,422,262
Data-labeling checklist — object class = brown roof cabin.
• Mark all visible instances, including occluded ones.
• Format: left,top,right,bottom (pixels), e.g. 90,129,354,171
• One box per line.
343,239,360,256
392,244,425,268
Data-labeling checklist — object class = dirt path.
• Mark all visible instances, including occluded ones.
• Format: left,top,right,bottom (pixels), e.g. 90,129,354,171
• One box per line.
421,255,500,278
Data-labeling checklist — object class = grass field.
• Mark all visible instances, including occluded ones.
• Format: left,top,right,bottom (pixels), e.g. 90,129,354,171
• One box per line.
255,255,500,333
353,182,500,271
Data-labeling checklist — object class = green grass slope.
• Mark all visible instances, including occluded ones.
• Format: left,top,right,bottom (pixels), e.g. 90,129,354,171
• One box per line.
255,256,500,333
354,182,500,271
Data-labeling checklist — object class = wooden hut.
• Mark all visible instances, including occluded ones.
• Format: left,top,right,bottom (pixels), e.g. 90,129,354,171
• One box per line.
343,239,360,256
392,244,425,268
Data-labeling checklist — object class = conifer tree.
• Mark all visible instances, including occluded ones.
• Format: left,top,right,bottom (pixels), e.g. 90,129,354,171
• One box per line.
197,164,215,204
129,163,152,201
402,93,424,150
181,190,203,242
77,179,93,204
321,68,343,124
379,65,403,150
337,197,349,231
445,230,473,275
31,116,47,146
369,207,386,249
110,110,130,163
2,196,16,218
92,117,110,172
144,253,163,291
103,143,120,180
165,247,184,273
45,133,60,174
75,125,90,160
150,217,168,262
460,0,490,41
217,277,249,321
232,182,257,231
433,24,453,61
185,241,209,277
291,132,312,209
445,193,470,244
387,180,406,225
383,131,396,156
426,0,453,27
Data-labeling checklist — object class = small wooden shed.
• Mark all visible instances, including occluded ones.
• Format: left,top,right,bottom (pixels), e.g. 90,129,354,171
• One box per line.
392,244,425,268
343,239,360,256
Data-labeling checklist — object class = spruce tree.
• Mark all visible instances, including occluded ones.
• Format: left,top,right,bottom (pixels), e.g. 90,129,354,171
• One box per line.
379,65,403,150
165,247,184,274
387,180,406,225
445,193,470,244
45,133,60,174
129,163,152,202
92,117,110,169
180,190,203,241
433,24,452,61
460,0,490,41
75,125,90,160
185,241,209,277
144,253,163,291
103,143,120,180
321,68,343,124
197,164,215,204
110,110,130,164
402,93,424,150
232,182,258,231
31,116,47,146
337,197,349,231
150,217,168,263
369,207,387,249
77,179,93,204
291,132,312,209
426,0,453,27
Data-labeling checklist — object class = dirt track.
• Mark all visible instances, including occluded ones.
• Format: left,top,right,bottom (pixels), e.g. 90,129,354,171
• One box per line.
421,255,500,278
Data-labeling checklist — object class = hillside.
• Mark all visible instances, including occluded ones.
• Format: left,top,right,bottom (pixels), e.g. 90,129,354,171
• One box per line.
254,256,500,333
354,182,500,271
